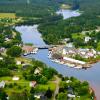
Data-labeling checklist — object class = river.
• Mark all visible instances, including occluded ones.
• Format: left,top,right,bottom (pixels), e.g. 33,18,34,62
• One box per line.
56,9,81,19
15,10,100,100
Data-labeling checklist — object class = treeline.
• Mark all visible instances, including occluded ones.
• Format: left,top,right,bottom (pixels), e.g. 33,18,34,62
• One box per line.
0,0,60,18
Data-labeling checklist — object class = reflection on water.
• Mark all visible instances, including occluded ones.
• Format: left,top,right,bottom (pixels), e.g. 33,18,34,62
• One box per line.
56,9,81,19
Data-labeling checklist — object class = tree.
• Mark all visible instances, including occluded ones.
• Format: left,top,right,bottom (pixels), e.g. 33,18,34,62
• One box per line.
0,89,7,100
45,88,52,98
7,46,22,57
57,92,67,100
39,76,48,84
30,87,35,94
97,42,100,51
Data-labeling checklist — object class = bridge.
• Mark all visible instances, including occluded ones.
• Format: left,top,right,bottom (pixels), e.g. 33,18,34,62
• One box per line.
36,45,56,49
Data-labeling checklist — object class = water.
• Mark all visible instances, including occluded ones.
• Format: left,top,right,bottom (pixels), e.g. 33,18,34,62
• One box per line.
56,9,81,19
15,10,100,99
15,25,47,47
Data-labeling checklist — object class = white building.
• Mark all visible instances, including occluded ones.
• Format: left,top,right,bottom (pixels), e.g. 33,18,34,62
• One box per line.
0,57,3,60
63,57,86,65
30,81,37,87
12,76,19,81
66,43,74,48
16,61,21,65
0,81,5,88
85,36,91,43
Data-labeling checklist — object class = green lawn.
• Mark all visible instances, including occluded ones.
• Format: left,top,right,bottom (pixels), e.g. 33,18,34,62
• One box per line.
75,95,91,100
72,33,85,40
61,4,71,9
35,81,56,92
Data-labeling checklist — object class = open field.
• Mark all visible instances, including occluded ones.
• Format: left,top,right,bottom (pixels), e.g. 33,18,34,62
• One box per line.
61,4,71,9
0,13,16,18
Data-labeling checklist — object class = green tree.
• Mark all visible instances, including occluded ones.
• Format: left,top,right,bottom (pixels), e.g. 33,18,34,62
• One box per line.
57,92,67,100
0,89,7,100
45,88,52,98
7,46,22,57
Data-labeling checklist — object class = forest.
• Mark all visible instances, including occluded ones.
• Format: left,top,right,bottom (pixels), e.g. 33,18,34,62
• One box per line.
0,0,59,18
38,0,100,45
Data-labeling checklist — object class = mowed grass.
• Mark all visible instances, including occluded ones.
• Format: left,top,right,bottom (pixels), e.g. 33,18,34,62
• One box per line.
35,81,56,92
0,13,16,18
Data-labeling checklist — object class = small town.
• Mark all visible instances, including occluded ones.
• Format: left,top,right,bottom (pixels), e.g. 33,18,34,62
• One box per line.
48,43,100,69
0,0,100,100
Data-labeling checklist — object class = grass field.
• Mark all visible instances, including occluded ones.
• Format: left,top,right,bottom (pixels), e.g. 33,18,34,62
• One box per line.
61,4,71,9
0,13,16,18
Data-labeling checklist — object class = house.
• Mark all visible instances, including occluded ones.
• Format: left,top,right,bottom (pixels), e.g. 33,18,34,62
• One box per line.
16,61,21,65
62,47,75,55
12,76,19,81
66,80,71,83
85,36,91,43
66,43,74,48
0,47,5,53
0,57,3,60
67,86,75,98
22,45,34,55
34,68,41,75
67,94,76,98
0,81,5,88
22,45,38,55
5,38,11,42
34,92,47,100
30,81,37,87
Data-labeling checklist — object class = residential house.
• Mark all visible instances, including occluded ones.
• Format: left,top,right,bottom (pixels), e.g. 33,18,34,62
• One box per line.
22,45,38,55
12,76,20,81
0,81,5,88
66,43,74,48
0,47,5,53
30,81,37,87
85,36,91,43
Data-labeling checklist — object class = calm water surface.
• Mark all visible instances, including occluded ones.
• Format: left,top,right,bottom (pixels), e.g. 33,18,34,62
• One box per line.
15,10,100,99
56,9,81,19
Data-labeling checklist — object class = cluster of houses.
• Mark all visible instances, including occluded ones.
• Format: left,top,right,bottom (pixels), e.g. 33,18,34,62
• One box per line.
62,47,97,59
22,45,38,56
48,45,100,68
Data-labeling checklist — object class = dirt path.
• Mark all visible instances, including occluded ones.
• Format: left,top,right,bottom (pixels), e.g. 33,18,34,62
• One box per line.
53,76,61,100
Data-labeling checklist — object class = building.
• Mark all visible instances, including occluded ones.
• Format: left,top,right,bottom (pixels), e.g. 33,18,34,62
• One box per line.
0,81,5,88
0,47,5,53
63,57,86,65
12,76,19,81
34,68,41,75
22,45,38,55
66,43,74,48
0,57,3,60
85,36,91,43
16,61,21,65
30,81,37,87
62,47,76,55
34,92,47,100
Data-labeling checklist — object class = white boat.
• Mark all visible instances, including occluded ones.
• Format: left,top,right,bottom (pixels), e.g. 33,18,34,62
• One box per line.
75,65,83,69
